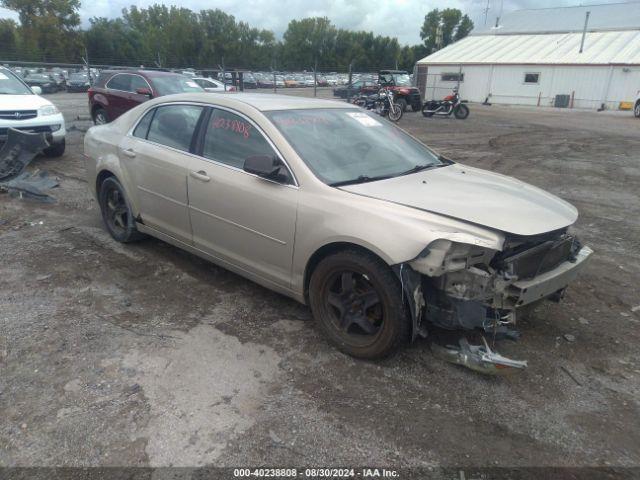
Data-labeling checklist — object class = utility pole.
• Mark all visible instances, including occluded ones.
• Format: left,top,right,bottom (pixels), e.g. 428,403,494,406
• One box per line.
313,59,318,98
483,0,490,26
347,61,353,104
82,47,91,85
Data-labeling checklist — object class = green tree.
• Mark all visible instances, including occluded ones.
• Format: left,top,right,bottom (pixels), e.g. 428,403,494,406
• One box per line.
455,15,474,41
0,0,81,61
0,19,18,59
282,17,337,70
420,8,474,55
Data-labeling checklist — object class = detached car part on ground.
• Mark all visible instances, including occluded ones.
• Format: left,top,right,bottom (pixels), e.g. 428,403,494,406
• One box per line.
84,93,592,373
0,128,59,202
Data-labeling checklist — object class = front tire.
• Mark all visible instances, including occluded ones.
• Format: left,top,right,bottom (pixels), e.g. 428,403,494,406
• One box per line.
388,102,403,122
454,104,470,119
395,97,408,112
43,139,65,158
634,101,640,118
309,250,410,359
98,177,145,243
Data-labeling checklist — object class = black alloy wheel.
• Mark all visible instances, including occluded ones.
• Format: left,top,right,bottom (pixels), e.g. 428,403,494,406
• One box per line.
309,250,410,359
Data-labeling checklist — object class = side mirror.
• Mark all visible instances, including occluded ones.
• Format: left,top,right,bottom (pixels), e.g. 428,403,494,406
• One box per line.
31,86,42,95
136,87,153,98
244,155,289,183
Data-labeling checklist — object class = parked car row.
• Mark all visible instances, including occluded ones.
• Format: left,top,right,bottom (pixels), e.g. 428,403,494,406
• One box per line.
6,66,98,93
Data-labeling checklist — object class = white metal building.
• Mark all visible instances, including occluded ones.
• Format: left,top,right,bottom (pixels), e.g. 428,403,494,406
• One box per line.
416,3,640,110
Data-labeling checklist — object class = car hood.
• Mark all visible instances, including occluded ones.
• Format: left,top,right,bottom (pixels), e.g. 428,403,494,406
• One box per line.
340,164,578,236
0,94,51,111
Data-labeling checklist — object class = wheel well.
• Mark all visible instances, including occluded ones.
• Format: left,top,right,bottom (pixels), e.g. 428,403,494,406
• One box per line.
95,170,115,196
303,242,390,302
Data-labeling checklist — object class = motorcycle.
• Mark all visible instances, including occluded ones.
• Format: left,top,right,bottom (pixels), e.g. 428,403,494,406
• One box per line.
353,88,403,122
421,88,469,119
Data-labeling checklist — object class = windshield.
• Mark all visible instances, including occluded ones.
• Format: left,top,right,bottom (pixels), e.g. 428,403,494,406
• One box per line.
393,74,411,86
0,70,33,95
266,109,444,186
70,73,88,81
152,75,204,96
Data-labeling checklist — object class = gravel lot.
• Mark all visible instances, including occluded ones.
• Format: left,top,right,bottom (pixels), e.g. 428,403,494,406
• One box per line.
1,90,639,472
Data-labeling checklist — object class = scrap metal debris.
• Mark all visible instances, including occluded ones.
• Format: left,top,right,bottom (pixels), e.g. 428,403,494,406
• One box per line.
0,128,58,202
0,128,49,181
1,170,59,203
431,336,528,375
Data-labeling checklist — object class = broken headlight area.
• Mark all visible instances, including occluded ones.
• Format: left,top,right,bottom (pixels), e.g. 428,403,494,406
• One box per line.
399,230,590,374
409,230,581,328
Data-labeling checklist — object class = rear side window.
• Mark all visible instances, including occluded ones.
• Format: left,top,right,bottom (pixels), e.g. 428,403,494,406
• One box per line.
106,74,131,91
133,109,155,139
202,109,275,169
130,75,150,92
146,104,203,152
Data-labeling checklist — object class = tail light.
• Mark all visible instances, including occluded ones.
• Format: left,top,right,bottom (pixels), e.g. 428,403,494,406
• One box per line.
87,87,94,99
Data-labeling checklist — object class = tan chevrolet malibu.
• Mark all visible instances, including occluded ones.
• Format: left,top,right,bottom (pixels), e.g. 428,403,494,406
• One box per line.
84,93,592,366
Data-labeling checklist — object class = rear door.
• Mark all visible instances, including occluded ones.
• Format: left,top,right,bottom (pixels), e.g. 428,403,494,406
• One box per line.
104,74,132,119
186,107,298,288
119,103,205,243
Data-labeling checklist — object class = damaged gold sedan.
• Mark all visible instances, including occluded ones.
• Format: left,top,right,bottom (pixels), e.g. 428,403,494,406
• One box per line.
84,93,592,370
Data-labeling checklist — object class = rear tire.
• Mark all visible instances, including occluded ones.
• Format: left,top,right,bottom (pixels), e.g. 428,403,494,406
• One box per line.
634,101,640,118
454,104,470,119
93,107,109,125
43,139,65,158
309,250,410,359
421,103,435,117
98,177,145,243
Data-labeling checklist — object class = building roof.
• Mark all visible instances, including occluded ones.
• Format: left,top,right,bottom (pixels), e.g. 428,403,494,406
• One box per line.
418,3,640,66
418,30,640,65
474,2,640,35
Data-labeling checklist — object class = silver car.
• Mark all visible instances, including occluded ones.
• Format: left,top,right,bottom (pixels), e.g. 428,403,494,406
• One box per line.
84,93,592,361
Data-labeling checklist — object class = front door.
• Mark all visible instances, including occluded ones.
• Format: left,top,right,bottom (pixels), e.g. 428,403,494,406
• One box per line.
120,103,205,243
187,107,298,288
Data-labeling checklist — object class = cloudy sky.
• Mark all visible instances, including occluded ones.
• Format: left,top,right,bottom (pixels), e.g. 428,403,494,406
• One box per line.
0,0,627,45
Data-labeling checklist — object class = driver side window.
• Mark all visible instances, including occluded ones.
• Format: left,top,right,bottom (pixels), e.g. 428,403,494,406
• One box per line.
202,109,290,182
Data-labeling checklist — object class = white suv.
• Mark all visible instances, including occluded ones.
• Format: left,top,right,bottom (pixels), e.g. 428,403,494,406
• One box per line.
0,66,66,157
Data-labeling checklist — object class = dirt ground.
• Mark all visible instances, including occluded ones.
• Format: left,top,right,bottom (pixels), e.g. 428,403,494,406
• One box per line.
1,90,639,472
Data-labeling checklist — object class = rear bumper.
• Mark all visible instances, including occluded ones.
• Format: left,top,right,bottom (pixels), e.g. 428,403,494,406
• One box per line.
508,246,593,307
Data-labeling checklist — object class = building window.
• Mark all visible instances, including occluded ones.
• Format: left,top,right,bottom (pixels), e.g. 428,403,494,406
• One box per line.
524,72,540,84
441,72,464,82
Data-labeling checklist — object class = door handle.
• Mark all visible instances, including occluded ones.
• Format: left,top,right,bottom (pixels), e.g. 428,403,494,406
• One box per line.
190,170,211,182
122,148,136,158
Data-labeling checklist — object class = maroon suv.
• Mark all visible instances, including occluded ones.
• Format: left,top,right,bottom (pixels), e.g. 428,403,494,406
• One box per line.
88,70,203,124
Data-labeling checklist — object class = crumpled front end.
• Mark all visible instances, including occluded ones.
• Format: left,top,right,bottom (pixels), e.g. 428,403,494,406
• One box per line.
403,228,593,335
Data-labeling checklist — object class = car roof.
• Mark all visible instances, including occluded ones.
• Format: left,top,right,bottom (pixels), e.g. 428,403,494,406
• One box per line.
147,92,353,111
102,69,184,78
